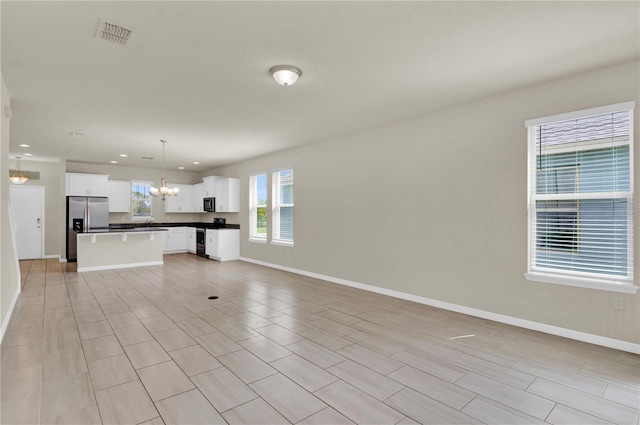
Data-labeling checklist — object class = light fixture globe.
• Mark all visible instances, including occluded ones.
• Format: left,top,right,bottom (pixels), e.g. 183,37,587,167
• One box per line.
270,65,302,87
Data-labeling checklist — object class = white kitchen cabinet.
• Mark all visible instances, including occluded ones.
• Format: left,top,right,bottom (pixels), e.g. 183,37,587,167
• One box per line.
187,227,196,253
107,180,131,212
205,229,239,261
66,173,109,196
214,178,240,212
164,227,188,253
192,183,204,213
202,176,218,198
164,184,193,213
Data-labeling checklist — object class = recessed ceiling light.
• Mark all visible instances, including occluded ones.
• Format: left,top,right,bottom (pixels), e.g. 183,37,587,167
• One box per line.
23,153,32,156
71,132,85,138
120,154,128,157
193,162,200,165
19,144,30,148
110,160,118,164
178,166,184,170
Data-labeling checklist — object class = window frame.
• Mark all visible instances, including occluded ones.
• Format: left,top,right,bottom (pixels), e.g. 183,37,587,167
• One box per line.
271,168,294,247
131,180,153,221
524,101,637,294
249,173,268,243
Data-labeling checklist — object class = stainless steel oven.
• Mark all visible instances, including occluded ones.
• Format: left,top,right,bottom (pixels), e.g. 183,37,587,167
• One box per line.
196,228,207,257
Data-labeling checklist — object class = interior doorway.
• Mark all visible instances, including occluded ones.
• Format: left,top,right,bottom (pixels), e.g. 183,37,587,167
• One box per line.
10,185,45,260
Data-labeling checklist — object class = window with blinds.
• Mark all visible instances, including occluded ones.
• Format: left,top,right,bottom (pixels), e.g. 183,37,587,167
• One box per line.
249,173,267,242
525,102,635,290
132,181,152,219
272,168,294,245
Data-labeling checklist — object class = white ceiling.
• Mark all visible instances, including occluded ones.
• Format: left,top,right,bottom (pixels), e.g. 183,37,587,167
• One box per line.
2,1,639,171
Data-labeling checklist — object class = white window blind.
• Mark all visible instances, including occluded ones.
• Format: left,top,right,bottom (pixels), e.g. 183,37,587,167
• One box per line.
526,102,634,287
249,173,267,241
272,168,294,245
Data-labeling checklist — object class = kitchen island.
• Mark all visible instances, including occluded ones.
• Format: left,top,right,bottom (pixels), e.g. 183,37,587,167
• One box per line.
76,228,167,272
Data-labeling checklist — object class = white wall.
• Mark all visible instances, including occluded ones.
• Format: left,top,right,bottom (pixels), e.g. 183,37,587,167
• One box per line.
208,60,640,345
1,74,20,340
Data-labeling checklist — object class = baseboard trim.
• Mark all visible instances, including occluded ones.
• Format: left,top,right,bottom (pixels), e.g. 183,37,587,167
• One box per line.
44,254,60,260
240,257,640,354
0,289,21,344
78,260,163,273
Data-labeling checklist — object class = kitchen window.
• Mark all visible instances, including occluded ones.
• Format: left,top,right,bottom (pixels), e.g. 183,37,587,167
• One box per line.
249,173,267,242
272,168,294,246
132,180,153,220
525,102,636,293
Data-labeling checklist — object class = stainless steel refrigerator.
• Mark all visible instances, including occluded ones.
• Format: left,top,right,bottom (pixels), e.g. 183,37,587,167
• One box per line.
66,196,109,262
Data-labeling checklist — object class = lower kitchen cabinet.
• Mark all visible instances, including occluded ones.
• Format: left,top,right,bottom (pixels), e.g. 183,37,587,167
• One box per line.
187,227,196,253
164,227,188,253
205,229,239,261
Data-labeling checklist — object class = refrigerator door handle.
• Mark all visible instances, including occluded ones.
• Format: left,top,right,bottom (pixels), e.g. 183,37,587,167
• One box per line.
84,207,89,232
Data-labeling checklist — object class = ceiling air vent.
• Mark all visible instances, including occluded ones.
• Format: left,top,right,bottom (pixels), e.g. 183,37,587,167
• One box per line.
95,19,133,45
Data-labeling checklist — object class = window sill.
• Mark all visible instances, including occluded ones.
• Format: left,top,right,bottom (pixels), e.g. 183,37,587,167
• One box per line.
524,272,638,294
249,237,267,244
271,239,294,247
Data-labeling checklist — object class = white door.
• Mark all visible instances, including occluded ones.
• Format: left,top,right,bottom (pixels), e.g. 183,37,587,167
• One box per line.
10,186,44,259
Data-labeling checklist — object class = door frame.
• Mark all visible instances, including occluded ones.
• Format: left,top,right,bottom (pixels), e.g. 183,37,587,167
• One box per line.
10,185,45,259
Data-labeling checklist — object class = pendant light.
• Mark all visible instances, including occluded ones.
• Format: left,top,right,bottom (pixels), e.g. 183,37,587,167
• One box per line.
150,140,179,200
9,156,28,185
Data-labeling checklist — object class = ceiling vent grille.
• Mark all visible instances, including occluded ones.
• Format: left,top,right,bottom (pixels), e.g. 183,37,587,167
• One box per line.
95,19,133,45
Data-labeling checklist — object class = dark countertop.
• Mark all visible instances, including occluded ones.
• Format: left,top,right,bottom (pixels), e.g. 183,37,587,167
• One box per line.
79,227,169,234
109,222,240,230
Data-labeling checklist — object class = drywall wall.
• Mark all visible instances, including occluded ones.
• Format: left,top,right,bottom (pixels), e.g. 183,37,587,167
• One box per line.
207,60,640,345
1,74,20,340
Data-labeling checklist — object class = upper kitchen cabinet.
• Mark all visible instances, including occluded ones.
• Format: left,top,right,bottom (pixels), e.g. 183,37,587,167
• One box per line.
107,180,131,212
192,183,204,212
66,173,109,196
214,178,240,212
164,183,193,213
202,176,218,198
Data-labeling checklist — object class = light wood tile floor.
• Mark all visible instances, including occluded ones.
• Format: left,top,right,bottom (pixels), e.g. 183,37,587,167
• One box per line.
2,256,639,424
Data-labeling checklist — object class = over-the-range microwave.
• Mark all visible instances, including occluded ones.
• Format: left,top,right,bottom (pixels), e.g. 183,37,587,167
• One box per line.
204,197,215,212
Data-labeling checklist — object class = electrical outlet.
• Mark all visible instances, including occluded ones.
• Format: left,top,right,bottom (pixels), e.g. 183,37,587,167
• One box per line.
613,296,624,310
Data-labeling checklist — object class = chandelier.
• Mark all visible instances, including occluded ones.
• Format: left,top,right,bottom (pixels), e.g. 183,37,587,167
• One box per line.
10,156,28,185
150,140,179,200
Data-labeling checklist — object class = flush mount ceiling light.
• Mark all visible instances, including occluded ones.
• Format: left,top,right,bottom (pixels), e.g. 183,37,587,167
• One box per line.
150,140,180,201
270,65,302,87
10,156,28,185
